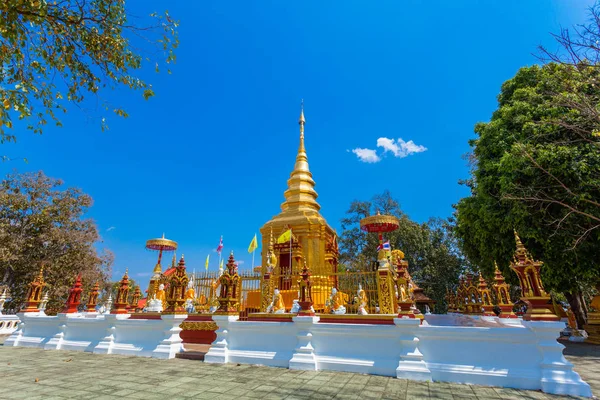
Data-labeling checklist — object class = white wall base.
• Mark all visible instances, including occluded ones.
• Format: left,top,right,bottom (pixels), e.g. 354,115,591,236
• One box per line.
0,315,20,338
5,312,187,359
205,316,592,398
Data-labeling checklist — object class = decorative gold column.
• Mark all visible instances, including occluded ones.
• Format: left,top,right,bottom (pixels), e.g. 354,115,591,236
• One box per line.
394,250,417,318
164,256,190,314
584,282,600,344
215,251,241,315
493,262,516,318
376,249,396,314
510,231,559,321
477,274,495,316
86,282,100,312
22,265,46,313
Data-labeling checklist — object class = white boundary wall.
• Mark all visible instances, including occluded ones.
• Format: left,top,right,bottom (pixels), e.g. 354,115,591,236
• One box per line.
5,312,186,359
205,315,592,398
0,315,20,337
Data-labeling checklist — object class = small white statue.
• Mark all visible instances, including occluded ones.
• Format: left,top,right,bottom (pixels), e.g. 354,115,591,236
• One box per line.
290,299,300,314
266,289,286,314
38,292,49,315
425,304,431,315
104,294,113,314
96,303,106,314
146,295,163,313
0,289,7,315
185,299,195,313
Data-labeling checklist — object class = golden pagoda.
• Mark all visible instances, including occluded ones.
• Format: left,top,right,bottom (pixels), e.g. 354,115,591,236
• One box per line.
259,106,338,286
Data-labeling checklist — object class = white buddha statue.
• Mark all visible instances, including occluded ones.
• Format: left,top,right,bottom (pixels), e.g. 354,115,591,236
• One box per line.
104,294,113,314
290,299,300,313
325,288,346,315
266,289,286,314
184,280,196,313
146,294,163,313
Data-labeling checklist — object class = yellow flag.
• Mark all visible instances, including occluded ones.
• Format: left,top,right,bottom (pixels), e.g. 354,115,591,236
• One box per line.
219,258,224,269
205,254,210,270
248,234,258,253
277,229,292,244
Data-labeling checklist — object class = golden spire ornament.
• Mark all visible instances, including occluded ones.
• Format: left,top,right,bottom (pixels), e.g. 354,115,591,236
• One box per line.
281,101,320,213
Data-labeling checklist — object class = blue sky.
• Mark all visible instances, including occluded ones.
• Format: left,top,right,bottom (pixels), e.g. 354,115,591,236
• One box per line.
1,1,595,289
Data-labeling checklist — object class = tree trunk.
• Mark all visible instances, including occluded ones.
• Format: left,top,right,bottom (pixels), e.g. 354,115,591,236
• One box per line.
579,291,589,318
565,291,587,329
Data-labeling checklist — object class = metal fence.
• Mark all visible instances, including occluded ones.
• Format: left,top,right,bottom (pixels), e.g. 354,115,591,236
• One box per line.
192,269,378,315
268,270,379,313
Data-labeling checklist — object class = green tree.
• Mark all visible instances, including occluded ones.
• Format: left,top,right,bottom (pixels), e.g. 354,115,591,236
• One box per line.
0,0,178,144
454,63,600,328
0,171,112,314
339,191,465,312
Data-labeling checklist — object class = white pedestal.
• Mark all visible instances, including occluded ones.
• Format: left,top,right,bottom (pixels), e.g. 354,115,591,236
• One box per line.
524,321,592,398
93,314,129,355
394,318,431,381
152,314,187,359
289,316,319,371
204,315,239,364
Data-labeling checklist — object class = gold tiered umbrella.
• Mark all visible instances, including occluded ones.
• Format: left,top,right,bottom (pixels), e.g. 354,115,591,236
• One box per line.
146,234,178,270
359,211,399,248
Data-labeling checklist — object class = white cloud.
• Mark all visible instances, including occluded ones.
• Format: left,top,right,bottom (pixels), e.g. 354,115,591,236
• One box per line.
106,226,116,232
351,148,381,163
136,272,152,278
236,260,245,265
377,137,427,158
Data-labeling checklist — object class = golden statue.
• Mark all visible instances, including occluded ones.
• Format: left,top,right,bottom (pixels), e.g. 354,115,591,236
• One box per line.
325,287,346,314
399,285,409,302
184,280,196,301
155,283,166,307
357,284,368,315
267,288,286,313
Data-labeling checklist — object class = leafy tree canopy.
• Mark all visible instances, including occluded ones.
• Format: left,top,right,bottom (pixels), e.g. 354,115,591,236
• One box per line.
454,63,600,325
0,170,112,314
0,0,178,145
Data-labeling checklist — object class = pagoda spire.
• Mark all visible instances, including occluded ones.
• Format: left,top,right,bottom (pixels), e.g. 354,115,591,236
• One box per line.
281,102,320,213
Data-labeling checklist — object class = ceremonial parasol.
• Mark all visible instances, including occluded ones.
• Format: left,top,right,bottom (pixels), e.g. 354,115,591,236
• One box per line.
359,211,399,248
146,233,178,270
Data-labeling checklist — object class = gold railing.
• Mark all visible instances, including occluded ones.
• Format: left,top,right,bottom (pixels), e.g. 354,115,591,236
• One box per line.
192,268,382,315
263,270,378,313
192,270,261,317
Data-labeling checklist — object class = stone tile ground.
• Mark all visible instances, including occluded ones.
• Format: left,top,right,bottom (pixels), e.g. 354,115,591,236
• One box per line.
0,343,597,400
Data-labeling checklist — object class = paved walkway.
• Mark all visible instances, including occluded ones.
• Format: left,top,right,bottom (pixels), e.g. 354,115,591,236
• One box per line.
0,343,597,400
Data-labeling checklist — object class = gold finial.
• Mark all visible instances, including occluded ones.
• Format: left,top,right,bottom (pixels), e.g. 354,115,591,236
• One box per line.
124,268,129,277
299,99,305,130
171,252,177,267
494,260,500,273
181,253,185,260
162,232,165,239
281,103,320,213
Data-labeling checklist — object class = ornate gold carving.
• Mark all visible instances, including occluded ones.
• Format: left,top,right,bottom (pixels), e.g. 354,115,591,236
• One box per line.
179,321,218,331
260,275,274,312
377,270,395,314
359,212,399,232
